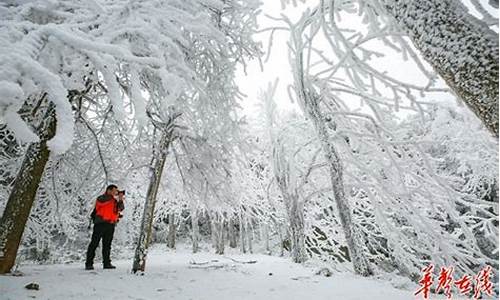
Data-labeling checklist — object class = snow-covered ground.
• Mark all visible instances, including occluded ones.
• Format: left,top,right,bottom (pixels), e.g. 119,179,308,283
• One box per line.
1,245,421,300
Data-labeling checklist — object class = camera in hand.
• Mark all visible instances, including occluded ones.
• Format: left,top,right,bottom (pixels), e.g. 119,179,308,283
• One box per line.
118,190,126,195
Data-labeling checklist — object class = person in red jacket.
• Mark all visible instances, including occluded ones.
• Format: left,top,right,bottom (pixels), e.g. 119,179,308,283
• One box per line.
85,184,124,270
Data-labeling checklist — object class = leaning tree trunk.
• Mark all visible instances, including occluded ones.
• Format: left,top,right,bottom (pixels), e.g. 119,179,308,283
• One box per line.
306,92,373,276
132,130,172,273
291,31,373,274
382,0,499,137
166,212,176,249
0,104,56,274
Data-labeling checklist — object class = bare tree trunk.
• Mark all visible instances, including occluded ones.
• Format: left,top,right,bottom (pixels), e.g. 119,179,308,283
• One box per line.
191,208,199,253
306,92,373,276
239,211,247,254
278,224,285,257
273,145,307,263
0,105,56,274
132,130,171,273
263,222,271,255
291,31,373,274
228,217,237,248
382,0,499,137
277,191,307,262
210,215,216,251
212,213,225,255
246,218,253,254
166,212,176,249
289,196,307,263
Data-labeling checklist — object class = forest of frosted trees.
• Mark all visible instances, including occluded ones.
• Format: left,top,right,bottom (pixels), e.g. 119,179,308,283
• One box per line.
0,0,498,297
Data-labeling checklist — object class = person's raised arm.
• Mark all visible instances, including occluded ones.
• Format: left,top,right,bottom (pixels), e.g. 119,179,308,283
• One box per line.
117,193,125,211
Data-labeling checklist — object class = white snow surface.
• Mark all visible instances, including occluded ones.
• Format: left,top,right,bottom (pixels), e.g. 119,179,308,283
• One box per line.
0,244,421,300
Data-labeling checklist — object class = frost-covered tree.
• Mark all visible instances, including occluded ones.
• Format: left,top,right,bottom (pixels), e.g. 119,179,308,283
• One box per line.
280,14,373,276
261,81,310,263
256,81,355,266
130,0,261,271
280,0,498,137
273,0,498,280
0,0,261,273
379,0,499,137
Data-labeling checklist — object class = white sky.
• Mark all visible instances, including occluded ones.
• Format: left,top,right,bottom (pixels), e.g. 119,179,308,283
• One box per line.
235,0,498,121
235,1,312,117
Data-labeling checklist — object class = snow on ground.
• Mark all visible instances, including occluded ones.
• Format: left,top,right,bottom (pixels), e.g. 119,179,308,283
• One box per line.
1,244,419,300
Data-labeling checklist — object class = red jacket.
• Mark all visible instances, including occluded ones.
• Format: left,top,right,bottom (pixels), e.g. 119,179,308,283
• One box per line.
94,194,124,224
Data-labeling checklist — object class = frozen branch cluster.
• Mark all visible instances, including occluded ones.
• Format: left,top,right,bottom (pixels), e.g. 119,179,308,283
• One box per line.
0,0,263,263
0,0,497,293
0,0,260,153
272,0,498,280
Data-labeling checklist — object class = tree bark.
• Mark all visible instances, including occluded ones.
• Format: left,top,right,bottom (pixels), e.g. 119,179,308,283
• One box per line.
132,130,171,273
278,224,285,257
306,92,373,276
289,196,307,263
166,212,176,249
273,144,307,263
382,0,499,137
0,104,56,274
239,211,247,253
246,218,253,254
191,208,199,253
212,213,225,255
263,222,271,255
275,178,307,262
228,217,237,248
291,28,373,274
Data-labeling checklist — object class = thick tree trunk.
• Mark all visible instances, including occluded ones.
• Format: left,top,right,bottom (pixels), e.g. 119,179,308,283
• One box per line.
275,188,307,262
289,196,307,263
212,213,225,255
166,213,176,249
132,130,171,273
382,0,499,137
0,105,56,274
273,147,307,262
191,208,199,253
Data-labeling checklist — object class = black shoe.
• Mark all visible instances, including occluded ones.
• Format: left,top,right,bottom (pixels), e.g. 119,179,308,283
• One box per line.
103,264,116,269
85,265,94,270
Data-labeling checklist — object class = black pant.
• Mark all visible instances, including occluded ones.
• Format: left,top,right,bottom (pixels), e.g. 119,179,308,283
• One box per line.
85,222,115,266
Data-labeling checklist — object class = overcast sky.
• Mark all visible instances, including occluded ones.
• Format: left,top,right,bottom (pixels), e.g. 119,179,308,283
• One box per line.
235,1,311,116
